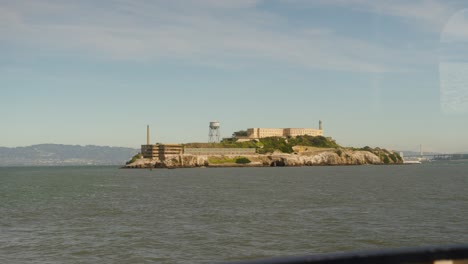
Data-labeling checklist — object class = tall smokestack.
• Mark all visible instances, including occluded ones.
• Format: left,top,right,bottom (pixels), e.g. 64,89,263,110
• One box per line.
319,120,323,130
147,125,150,145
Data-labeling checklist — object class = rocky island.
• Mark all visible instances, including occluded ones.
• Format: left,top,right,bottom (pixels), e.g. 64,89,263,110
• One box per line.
124,135,403,169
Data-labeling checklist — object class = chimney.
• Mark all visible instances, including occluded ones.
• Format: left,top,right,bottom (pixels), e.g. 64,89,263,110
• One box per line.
147,125,150,145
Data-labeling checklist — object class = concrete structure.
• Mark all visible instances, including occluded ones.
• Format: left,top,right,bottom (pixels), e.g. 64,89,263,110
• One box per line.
244,121,323,139
238,120,323,140
143,145,254,159
246,128,323,138
140,125,253,159
147,125,150,145
141,144,183,160
244,128,323,138
141,125,183,160
184,148,256,155
141,125,155,159
158,144,184,160
141,144,158,159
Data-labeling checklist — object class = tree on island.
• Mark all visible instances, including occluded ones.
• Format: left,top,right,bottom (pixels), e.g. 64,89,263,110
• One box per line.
232,130,248,137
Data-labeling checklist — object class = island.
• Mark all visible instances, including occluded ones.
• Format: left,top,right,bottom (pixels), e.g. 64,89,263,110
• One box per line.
124,133,403,169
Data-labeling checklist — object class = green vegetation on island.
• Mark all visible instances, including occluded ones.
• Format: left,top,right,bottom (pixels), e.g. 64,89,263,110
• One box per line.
184,135,340,154
184,136,402,165
126,153,142,165
255,136,340,154
208,156,251,164
232,130,248,137
350,146,403,164
235,157,252,164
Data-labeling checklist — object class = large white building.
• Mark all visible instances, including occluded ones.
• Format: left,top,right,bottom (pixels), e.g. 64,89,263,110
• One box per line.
242,121,324,139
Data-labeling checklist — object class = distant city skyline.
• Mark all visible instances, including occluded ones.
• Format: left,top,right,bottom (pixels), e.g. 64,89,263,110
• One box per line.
1,0,468,153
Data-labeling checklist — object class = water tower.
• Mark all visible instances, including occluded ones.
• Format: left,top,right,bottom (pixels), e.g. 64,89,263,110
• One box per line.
209,121,221,143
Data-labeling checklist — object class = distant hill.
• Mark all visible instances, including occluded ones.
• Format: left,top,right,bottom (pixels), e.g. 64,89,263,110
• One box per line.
0,144,139,166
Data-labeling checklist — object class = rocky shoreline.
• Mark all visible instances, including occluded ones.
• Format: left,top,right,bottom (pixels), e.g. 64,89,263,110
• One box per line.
124,148,402,169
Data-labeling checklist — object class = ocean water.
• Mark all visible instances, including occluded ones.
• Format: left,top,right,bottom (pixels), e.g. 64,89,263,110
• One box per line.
1,163,467,263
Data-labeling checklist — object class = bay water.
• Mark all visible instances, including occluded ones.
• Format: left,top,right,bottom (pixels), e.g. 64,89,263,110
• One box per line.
1,163,467,263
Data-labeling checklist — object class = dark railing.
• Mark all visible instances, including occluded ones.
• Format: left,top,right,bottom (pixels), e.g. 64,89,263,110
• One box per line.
224,244,468,264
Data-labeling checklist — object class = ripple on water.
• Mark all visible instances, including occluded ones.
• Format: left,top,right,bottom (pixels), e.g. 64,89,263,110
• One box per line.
0,165,467,263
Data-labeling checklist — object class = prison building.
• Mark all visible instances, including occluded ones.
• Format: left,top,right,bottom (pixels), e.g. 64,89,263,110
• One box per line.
141,144,183,160
246,127,323,139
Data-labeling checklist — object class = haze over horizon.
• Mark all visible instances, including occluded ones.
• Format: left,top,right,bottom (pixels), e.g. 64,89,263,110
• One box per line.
2,0,468,153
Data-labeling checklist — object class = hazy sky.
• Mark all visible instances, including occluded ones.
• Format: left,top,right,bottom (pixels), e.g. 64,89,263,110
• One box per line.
1,0,468,152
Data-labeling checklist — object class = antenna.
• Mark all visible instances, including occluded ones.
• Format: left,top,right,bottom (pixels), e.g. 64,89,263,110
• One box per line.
209,121,221,143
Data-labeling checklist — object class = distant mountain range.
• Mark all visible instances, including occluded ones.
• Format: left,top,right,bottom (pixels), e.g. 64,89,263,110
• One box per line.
0,144,139,166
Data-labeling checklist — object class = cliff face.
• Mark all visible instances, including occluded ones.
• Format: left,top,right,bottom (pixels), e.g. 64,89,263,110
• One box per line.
264,150,382,166
124,149,401,168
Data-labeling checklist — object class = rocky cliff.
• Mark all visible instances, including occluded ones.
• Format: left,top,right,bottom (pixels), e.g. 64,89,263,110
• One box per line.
124,148,401,169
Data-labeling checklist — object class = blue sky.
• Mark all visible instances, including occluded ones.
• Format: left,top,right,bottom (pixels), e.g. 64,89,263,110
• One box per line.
1,0,468,153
